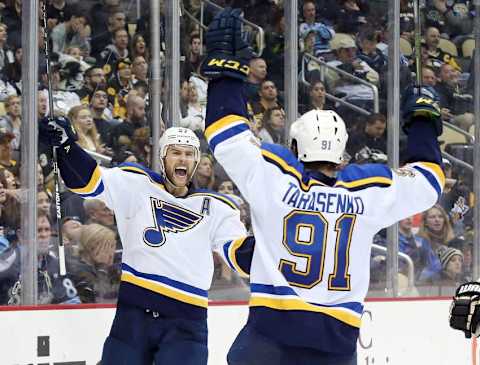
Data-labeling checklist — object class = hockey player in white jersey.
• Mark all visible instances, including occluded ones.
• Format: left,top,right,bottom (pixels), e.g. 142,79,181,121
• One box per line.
39,120,254,365
201,8,445,365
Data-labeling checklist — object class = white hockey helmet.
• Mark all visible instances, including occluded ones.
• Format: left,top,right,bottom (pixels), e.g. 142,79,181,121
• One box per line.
159,127,201,183
290,110,348,164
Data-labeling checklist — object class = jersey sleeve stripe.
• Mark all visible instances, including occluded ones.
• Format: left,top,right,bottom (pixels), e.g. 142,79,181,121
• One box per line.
412,162,445,188
209,123,250,152
334,176,392,189
228,237,250,278
412,165,443,197
188,192,239,210
205,114,249,140
121,263,208,308
69,166,102,194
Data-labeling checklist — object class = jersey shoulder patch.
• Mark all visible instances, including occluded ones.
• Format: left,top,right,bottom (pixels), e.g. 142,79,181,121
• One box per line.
118,162,165,186
335,163,392,191
188,189,240,210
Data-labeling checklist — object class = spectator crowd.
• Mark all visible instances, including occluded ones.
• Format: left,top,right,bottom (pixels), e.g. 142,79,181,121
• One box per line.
0,0,477,305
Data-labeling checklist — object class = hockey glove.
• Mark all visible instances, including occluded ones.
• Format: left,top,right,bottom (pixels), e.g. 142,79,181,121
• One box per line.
449,282,480,338
402,86,442,136
200,7,253,81
39,116,78,148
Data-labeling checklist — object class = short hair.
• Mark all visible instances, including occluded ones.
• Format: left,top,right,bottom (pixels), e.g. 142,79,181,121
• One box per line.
366,113,386,125
190,33,201,43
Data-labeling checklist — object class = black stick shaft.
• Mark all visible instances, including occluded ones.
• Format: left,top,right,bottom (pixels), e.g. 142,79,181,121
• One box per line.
41,2,66,276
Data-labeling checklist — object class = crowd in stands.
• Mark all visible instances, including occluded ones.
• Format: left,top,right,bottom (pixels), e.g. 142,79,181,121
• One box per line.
0,0,477,305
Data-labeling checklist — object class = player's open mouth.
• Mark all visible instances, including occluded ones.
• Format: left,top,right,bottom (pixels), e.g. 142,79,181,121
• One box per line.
174,167,187,178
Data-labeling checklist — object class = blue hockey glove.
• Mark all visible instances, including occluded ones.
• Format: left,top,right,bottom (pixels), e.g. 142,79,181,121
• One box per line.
450,282,480,338
402,86,442,136
200,7,253,81
39,116,78,148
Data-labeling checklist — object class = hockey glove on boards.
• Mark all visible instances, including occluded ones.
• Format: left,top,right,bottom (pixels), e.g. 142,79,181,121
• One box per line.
449,282,480,338
200,7,253,81
402,86,442,136
39,116,78,149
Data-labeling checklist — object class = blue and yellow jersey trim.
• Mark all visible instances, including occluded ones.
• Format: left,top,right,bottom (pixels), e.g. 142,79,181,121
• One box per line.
204,115,250,152
409,162,445,198
121,263,209,308
188,190,239,210
119,162,165,189
69,165,105,197
223,237,250,278
249,284,362,328
335,163,393,191
261,143,327,192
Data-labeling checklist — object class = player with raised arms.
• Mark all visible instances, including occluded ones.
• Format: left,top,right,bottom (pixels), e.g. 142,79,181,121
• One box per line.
201,8,445,365
38,120,254,364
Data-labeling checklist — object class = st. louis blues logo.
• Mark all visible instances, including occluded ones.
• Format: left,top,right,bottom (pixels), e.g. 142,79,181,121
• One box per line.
143,197,203,247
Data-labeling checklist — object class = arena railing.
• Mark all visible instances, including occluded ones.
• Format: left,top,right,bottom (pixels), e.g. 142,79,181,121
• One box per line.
302,52,380,114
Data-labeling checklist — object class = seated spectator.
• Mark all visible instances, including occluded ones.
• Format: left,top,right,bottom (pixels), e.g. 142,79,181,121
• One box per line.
435,63,473,131
0,167,20,239
0,23,13,75
3,44,21,94
326,36,379,112
422,66,437,87
107,59,134,119
2,0,21,49
0,95,21,152
398,217,442,283
46,0,68,29
132,55,148,84
244,57,267,102
0,232,19,305
182,32,203,80
424,0,473,41
50,6,90,56
77,66,107,104
250,80,283,124
39,65,81,117
130,126,151,168
193,153,215,190
179,81,205,132
299,80,327,114
83,199,115,230
91,9,127,59
346,113,387,159
299,0,335,57
130,34,150,62
262,8,284,90
37,189,51,219
34,210,81,304
423,26,461,72
99,28,130,76
68,105,109,155
400,0,414,41
336,0,369,34
61,215,83,248
110,94,146,152
216,179,236,196
436,246,464,288
418,204,455,255
69,223,120,303
89,85,116,147
258,106,286,145
0,130,17,174
357,28,387,77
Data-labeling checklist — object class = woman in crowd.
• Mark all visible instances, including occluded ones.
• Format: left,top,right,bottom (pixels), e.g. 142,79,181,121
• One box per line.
179,81,206,132
69,223,120,303
193,153,215,190
68,105,109,155
257,106,286,145
418,204,456,254
130,33,150,62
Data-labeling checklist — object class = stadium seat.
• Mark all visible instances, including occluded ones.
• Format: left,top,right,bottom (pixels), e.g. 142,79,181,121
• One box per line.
438,38,458,57
399,37,413,57
462,39,475,58
128,23,137,36
439,123,469,150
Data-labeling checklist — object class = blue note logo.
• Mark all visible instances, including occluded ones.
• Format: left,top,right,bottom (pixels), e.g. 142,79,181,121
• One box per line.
143,197,203,247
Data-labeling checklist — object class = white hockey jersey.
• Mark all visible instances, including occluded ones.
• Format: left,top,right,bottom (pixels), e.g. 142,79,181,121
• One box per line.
205,114,445,351
67,161,247,318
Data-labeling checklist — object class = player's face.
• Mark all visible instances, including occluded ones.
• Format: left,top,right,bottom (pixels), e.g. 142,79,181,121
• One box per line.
164,145,197,187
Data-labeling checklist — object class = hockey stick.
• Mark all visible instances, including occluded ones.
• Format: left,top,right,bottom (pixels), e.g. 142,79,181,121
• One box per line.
413,0,423,85
41,2,67,276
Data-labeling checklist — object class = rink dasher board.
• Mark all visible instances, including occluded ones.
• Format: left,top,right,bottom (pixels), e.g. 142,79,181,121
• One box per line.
0,298,474,365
